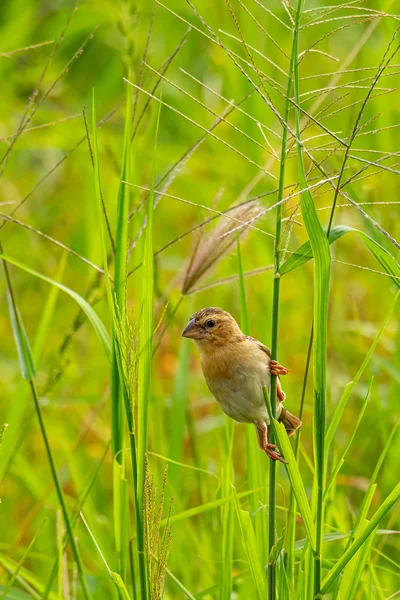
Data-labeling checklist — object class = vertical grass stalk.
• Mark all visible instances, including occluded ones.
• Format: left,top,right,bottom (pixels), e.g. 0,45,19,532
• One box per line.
113,71,134,583
293,1,331,595
267,25,297,600
3,250,92,600
91,88,132,585
136,102,162,599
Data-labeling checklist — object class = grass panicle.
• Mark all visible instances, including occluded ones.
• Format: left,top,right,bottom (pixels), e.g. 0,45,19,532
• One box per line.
182,201,262,295
144,459,173,600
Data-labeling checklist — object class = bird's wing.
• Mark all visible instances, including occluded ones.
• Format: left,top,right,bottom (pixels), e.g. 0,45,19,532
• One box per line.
244,335,286,401
244,335,271,357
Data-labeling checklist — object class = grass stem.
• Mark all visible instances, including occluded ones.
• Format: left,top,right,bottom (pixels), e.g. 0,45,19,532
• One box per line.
29,379,92,600
267,19,296,600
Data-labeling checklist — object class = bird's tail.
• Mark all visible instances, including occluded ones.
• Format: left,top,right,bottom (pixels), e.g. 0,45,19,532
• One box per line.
279,408,302,437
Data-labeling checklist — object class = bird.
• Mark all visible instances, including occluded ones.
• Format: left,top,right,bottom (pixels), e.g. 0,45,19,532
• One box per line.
182,307,301,462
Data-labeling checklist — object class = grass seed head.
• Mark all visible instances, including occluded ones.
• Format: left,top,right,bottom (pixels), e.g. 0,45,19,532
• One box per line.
182,200,262,295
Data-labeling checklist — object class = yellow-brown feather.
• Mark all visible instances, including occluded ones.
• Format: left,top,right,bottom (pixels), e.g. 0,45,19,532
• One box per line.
182,307,300,460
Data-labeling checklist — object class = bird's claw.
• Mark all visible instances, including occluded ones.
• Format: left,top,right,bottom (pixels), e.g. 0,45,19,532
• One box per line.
264,442,288,464
270,359,289,377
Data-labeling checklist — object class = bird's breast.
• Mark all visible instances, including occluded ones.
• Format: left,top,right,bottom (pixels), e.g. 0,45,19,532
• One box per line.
199,344,274,423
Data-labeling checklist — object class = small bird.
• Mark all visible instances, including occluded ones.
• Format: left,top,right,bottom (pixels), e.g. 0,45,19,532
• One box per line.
182,307,301,462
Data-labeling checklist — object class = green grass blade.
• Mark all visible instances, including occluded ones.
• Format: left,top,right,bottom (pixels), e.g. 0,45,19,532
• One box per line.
160,486,263,525
42,442,111,599
346,418,399,554
267,20,296,598
0,555,56,600
292,4,331,590
232,488,267,600
165,568,197,600
320,481,400,595
91,90,133,583
276,553,290,600
0,519,47,600
114,72,132,315
280,225,400,288
339,519,374,598
136,101,162,599
0,251,111,358
325,378,372,498
268,415,316,551
91,92,122,461
111,573,131,600
5,279,92,600
326,291,399,451
6,292,35,381
81,512,130,599
112,77,133,582
0,587,38,600
111,70,133,472
28,380,93,600
137,103,160,503
33,250,68,365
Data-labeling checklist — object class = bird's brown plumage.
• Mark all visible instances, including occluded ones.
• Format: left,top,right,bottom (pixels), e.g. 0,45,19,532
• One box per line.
182,307,301,462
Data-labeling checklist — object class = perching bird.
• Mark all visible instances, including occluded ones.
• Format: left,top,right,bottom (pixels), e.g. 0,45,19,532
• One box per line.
182,307,301,462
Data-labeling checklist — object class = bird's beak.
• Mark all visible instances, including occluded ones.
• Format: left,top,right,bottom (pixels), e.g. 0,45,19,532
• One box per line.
182,318,199,339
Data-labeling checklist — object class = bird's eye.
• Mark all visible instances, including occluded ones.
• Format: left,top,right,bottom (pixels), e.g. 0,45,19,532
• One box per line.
206,319,216,328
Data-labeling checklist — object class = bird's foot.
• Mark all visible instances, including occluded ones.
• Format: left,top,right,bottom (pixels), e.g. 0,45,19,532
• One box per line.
270,359,289,377
264,442,287,464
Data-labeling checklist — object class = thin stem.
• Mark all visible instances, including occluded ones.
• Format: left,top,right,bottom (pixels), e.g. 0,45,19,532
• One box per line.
29,379,92,600
268,26,296,600
294,0,332,594
286,327,313,590
153,294,184,356
0,238,91,599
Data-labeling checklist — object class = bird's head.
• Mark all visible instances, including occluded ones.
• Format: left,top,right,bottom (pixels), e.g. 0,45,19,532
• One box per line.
182,307,242,347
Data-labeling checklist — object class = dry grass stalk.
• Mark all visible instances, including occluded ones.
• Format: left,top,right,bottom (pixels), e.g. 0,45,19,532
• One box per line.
182,200,263,294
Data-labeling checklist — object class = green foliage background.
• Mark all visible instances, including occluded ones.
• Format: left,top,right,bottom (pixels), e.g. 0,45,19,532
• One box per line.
0,0,399,598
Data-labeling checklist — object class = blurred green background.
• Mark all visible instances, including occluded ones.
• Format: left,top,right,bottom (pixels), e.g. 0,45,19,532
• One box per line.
0,0,399,597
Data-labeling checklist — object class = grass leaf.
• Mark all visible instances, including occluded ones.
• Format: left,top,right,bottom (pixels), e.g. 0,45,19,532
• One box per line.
320,481,400,594
0,252,111,359
280,225,400,288
232,488,267,600
271,418,316,551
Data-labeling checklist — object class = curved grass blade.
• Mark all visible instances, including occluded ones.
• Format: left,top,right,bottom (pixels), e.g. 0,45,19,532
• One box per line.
325,378,372,498
7,292,35,381
80,512,131,600
0,252,67,484
136,100,162,599
326,290,399,452
165,568,197,600
280,225,400,288
268,416,316,551
5,279,92,600
0,252,111,358
0,519,47,600
232,488,267,600
292,4,331,591
0,555,56,600
320,481,400,595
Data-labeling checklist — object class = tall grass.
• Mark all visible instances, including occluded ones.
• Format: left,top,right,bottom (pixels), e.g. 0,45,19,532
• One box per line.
1,1,400,599
267,14,297,598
